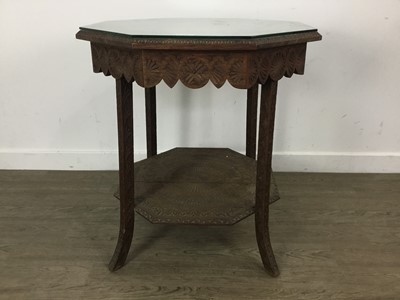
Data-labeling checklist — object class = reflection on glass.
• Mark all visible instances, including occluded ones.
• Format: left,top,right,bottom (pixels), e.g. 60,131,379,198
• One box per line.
80,18,317,38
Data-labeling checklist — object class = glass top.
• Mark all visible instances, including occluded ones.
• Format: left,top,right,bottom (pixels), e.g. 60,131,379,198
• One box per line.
80,18,317,38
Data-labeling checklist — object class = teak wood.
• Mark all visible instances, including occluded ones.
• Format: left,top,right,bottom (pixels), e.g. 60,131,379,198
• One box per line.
255,81,279,276
246,84,258,159
114,148,280,225
145,86,157,158
87,42,309,89
76,20,321,276
109,78,135,271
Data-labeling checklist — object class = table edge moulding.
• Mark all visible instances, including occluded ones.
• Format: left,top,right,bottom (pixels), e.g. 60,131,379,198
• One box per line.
76,18,322,277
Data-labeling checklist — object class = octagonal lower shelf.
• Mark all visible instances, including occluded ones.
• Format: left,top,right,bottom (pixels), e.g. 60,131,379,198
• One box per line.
115,148,279,225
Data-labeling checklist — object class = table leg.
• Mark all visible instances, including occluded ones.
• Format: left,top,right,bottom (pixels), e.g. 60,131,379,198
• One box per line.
255,79,280,277
109,77,135,271
247,84,280,204
145,86,157,158
246,84,258,159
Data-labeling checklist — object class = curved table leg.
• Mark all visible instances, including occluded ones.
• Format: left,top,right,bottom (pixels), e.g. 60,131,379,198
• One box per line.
255,79,280,277
109,77,135,271
246,84,280,204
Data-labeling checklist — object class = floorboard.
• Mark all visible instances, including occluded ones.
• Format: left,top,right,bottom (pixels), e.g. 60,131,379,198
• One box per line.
0,171,399,299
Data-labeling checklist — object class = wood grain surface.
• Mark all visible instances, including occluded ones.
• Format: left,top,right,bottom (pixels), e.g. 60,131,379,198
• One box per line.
0,171,399,299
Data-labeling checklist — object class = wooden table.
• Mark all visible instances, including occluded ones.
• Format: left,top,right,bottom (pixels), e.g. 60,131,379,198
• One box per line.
76,18,321,277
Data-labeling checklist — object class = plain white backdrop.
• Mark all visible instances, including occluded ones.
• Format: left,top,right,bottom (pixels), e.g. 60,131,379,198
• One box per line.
0,0,399,172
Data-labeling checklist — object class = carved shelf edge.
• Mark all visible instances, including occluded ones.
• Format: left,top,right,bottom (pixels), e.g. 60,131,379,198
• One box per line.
90,43,307,89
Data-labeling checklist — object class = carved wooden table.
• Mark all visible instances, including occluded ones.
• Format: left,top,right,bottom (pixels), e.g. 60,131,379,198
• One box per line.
76,18,321,277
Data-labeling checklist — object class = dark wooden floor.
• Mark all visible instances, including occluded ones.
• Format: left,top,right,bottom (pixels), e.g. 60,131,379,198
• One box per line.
0,171,399,300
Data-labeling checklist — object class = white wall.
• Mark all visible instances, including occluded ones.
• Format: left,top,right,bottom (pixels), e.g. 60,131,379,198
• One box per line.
1,0,400,172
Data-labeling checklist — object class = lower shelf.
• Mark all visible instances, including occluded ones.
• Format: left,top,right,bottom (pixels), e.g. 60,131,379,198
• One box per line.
115,147,279,225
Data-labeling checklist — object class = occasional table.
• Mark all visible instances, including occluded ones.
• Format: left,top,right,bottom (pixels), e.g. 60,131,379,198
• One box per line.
76,18,321,277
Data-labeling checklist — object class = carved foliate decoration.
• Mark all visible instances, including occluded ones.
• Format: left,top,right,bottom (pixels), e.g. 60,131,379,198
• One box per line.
90,43,307,89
